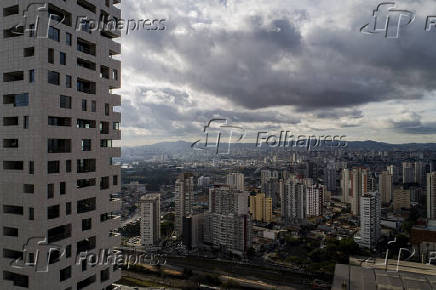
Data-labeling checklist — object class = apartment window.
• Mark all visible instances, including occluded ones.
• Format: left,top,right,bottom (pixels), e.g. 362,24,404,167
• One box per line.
24,47,34,57
100,177,109,190
60,52,66,65
100,122,109,134
112,69,118,80
113,175,118,186
66,245,71,257
113,122,120,130
48,161,60,174
66,202,71,215
3,227,18,237
29,208,34,220
22,117,28,129
60,95,72,109
48,71,60,85
48,139,71,153
82,218,92,231
48,48,54,63
3,5,19,17
3,205,23,215
49,117,72,127
77,159,96,173
77,197,96,214
104,103,110,116
60,266,71,282
101,268,110,282
3,117,19,126
4,26,24,38
3,71,24,82
23,184,34,194
81,99,87,111
48,184,54,199
47,205,60,220
81,139,91,151
4,93,29,107
100,139,112,148
60,182,66,195
77,119,96,129
29,70,35,83
3,161,23,170
48,26,60,41
47,224,71,243
66,32,72,46
66,160,71,173
3,139,18,148
66,75,72,88
29,24,35,37
77,179,96,189
91,100,96,112
3,271,29,288
29,161,34,174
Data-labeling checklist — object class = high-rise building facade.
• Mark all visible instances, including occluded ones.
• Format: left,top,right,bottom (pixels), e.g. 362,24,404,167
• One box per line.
140,194,161,246
204,186,251,254
306,185,323,217
392,187,411,213
351,168,369,216
427,172,436,220
402,162,414,184
357,192,381,250
225,172,244,191
175,173,194,235
249,193,272,223
378,171,393,204
281,178,305,223
0,1,122,289
340,168,351,203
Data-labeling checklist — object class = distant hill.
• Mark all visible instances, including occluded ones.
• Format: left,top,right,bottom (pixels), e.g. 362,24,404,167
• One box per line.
121,140,436,159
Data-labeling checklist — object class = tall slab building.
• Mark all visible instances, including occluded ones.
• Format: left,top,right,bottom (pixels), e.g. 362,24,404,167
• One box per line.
0,0,122,289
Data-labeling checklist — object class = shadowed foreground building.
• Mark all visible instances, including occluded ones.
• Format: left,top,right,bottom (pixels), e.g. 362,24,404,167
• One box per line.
0,0,122,289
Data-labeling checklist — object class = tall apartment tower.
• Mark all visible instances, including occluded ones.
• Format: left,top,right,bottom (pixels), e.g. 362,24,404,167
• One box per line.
351,168,369,216
402,162,414,184
140,194,161,246
379,171,393,204
226,172,244,191
340,168,351,203
0,0,122,289
249,193,272,223
427,172,436,220
306,184,323,217
358,192,381,250
175,173,194,235
281,179,305,223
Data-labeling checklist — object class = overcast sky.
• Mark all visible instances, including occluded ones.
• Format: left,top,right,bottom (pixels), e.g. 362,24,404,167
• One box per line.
117,0,436,146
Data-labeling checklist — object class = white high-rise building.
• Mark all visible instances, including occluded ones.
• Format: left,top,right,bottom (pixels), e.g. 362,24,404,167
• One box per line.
140,194,161,246
357,192,381,250
427,172,436,220
281,179,305,223
351,168,369,216
226,172,244,191
175,173,194,235
0,1,122,289
306,185,323,217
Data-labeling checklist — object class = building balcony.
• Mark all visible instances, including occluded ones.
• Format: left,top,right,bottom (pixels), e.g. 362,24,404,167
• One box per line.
109,93,121,106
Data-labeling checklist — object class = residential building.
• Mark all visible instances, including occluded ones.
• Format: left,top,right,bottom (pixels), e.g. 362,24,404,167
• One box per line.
378,171,393,204
0,1,122,289
306,184,323,217
140,194,161,246
357,192,381,250
392,187,411,213
226,172,244,191
427,172,436,220
175,173,194,236
249,193,272,223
